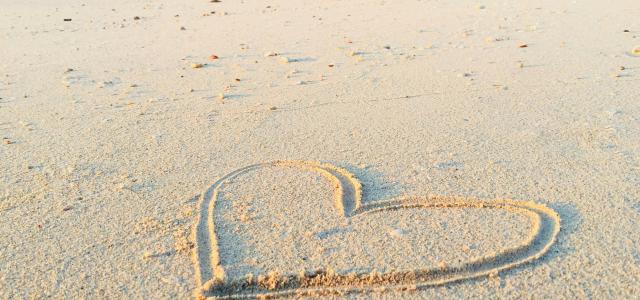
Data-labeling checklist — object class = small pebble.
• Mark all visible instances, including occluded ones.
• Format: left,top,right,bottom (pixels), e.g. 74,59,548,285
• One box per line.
180,26,186,30
328,64,335,67
438,261,447,271
279,57,290,64
234,78,241,82
63,18,72,22
389,228,406,238
208,54,219,60
133,16,140,20
264,52,278,57
518,43,528,48
269,106,277,111
619,66,625,71
191,63,204,69
517,62,524,68
218,93,225,100
632,46,640,56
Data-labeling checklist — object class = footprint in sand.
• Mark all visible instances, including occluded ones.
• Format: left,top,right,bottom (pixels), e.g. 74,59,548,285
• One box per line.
192,161,560,299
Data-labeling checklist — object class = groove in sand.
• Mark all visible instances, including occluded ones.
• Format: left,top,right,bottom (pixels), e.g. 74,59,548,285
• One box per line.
192,160,561,299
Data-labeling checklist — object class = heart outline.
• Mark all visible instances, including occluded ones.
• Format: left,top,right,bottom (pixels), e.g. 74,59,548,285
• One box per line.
192,160,560,299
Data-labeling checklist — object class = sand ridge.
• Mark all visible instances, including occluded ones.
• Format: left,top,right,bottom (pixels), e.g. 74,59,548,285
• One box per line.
192,160,561,299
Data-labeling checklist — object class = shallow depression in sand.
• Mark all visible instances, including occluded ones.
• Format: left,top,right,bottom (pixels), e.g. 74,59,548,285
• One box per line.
192,161,559,298
212,163,534,286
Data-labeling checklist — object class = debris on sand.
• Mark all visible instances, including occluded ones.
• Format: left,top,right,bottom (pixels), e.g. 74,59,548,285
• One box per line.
279,57,291,64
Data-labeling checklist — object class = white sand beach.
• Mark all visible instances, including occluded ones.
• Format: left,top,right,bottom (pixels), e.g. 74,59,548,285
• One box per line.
1,0,639,298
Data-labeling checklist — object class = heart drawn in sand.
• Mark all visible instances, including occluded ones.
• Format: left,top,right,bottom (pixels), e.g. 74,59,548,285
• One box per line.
192,160,560,299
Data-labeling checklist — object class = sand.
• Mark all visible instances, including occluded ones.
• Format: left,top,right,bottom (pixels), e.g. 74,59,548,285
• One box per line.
193,161,560,298
1,0,640,299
